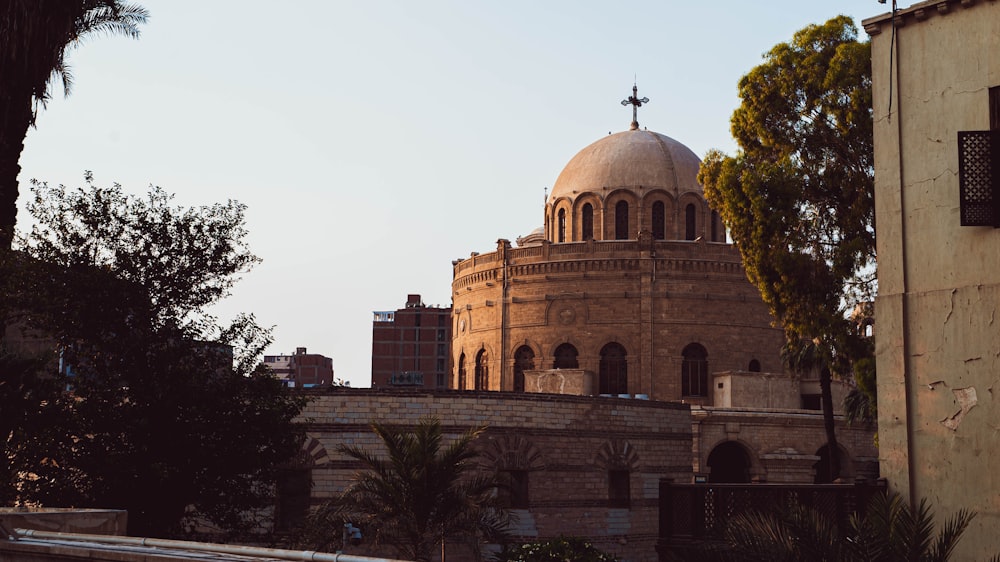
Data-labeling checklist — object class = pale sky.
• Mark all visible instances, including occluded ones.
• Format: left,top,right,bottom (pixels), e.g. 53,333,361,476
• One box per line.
16,1,891,388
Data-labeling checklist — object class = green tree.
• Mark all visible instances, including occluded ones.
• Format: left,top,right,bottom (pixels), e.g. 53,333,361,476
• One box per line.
684,492,986,562
1,174,307,537
0,1,147,249
698,16,876,477
331,417,510,562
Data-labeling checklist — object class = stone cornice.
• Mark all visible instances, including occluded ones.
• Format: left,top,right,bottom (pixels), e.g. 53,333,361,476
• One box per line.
863,0,996,36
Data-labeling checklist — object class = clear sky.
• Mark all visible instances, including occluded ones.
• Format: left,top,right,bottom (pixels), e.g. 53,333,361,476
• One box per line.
16,0,891,388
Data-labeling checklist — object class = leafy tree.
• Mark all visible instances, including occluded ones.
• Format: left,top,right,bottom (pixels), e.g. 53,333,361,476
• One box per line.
697,16,875,477
1,174,307,537
493,536,619,562
682,492,986,562
0,1,147,249
330,417,510,562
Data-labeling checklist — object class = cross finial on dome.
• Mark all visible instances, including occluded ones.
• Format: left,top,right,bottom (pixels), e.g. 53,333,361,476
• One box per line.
621,83,649,131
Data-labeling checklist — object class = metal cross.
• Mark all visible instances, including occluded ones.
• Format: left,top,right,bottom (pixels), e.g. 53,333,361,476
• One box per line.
621,84,649,130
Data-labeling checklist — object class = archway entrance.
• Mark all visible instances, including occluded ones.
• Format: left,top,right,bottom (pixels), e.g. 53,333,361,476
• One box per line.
813,444,844,483
707,441,752,483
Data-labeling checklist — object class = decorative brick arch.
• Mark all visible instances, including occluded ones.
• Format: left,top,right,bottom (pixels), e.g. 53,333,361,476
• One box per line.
478,434,546,471
300,434,329,467
594,439,639,471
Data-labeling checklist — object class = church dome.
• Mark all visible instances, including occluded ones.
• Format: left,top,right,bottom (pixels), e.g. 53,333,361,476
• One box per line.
548,129,702,204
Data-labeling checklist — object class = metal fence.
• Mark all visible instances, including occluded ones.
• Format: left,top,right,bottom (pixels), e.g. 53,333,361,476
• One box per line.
657,480,886,560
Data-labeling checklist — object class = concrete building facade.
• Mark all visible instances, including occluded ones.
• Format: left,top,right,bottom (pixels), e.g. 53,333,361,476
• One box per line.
371,294,451,389
866,1,1000,558
263,347,334,388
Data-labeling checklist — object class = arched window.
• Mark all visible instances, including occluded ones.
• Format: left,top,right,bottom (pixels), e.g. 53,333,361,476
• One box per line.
681,343,708,397
513,346,534,393
615,200,629,240
652,201,665,240
710,210,721,242
582,203,594,240
557,208,566,243
553,343,579,369
748,359,761,372
457,353,466,390
475,348,488,390
685,203,697,240
599,342,628,395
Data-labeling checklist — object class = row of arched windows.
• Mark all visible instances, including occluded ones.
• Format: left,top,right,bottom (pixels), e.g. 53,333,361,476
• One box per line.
456,349,490,390
552,199,724,243
459,342,760,396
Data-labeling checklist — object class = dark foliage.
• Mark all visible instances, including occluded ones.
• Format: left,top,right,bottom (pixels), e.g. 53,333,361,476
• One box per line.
1,176,306,537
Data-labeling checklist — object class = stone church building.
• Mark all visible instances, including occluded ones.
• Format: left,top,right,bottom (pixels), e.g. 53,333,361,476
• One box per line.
451,95,784,403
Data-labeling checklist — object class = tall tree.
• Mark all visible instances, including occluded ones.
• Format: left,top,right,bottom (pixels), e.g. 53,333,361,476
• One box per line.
698,16,875,479
333,417,510,562
0,1,147,249
2,175,307,537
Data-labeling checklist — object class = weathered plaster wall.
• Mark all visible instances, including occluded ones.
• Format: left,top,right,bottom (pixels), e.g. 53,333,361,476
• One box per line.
867,1,1000,558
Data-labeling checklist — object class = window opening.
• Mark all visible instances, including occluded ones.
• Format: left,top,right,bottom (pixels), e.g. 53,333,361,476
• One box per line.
498,470,529,509
685,203,697,240
615,201,629,240
608,469,630,508
457,353,466,390
652,201,665,240
681,343,709,397
475,348,488,390
553,343,579,369
599,342,628,395
513,345,534,393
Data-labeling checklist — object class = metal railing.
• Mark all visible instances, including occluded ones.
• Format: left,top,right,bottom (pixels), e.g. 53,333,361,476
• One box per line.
657,480,886,559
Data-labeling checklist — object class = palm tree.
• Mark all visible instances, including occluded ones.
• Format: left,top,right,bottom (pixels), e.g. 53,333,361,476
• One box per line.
683,492,985,562
335,417,510,562
0,0,147,249
782,337,841,482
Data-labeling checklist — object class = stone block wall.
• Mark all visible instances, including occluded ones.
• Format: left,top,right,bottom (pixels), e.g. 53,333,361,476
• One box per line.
297,388,693,562
691,407,879,484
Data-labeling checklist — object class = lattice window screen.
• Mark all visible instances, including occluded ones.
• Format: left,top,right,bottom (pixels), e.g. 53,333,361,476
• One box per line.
958,130,1000,226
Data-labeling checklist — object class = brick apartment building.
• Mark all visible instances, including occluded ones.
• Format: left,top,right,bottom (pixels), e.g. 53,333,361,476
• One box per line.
263,347,334,387
371,294,451,388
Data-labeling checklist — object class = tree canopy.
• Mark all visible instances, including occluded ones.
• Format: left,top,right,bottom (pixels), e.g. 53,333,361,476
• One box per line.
1,174,306,537
0,1,147,248
698,15,874,362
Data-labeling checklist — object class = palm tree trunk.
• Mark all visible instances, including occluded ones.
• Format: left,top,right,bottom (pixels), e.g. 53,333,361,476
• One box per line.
820,367,841,481
0,87,34,250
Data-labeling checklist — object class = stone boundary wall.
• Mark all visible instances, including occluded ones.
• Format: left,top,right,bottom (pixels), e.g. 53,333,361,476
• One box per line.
297,388,693,562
